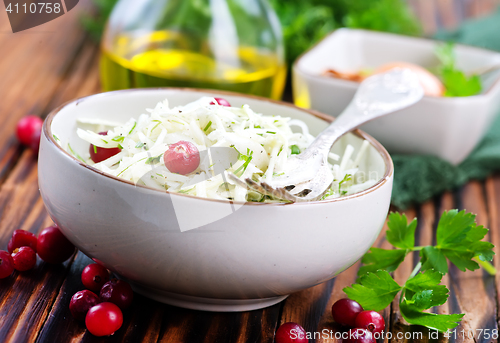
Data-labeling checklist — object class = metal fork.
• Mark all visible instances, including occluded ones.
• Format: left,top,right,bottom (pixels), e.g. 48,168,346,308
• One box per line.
229,68,424,202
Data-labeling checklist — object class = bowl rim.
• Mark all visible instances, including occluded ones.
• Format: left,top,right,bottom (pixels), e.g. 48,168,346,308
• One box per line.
294,27,500,98
43,87,393,206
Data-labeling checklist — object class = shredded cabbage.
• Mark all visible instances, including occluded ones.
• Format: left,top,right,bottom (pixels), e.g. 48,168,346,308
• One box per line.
67,97,377,202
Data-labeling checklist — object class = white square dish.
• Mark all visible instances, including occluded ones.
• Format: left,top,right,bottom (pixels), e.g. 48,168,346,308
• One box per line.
293,28,500,164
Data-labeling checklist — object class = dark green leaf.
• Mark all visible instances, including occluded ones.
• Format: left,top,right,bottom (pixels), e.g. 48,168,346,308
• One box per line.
404,270,449,308
400,300,464,332
436,43,482,97
386,212,417,249
441,249,478,272
433,210,495,271
343,270,401,311
436,210,475,247
358,248,407,276
420,246,448,274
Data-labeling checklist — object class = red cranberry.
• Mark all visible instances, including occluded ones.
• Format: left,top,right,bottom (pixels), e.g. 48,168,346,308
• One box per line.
85,302,123,336
70,290,100,321
210,97,231,107
82,263,110,292
331,298,363,327
163,141,200,175
355,310,385,334
100,278,134,310
0,250,14,279
16,116,43,150
8,230,38,253
11,246,36,271
89,132,121,163
37,225,76,264
344,328,375,343
275,322,308,343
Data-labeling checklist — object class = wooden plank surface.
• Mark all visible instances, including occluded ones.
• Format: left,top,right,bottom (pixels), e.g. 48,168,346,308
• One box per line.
0,1,499,342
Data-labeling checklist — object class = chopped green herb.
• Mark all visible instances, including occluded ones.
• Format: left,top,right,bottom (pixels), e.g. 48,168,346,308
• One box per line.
290,145,300,154
101,138,108,144
117,157,147,177
151,121,162,132
234,149,254,177
93,145,97,154
145,154,162,165
273,172,284,177
338,173,352,192
135,142,145,148
52,134,60,142
128,121,137,135
266,131,276,134
111,135,124,142
277,145,283,156
254,125,262,129
203,121,212,132
320,186,335,200
117,144,123,149
178,187,195,194
171,120,184,125
68,143,86,163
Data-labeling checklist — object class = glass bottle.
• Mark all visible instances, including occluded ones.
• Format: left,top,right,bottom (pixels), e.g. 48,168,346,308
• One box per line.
100,0,286,100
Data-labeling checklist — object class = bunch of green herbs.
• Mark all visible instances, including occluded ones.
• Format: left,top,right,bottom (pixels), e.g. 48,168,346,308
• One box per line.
344,210,495,332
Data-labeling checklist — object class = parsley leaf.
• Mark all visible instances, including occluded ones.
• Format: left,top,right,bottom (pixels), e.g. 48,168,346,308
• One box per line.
386,212,417,249
403,270,449,308
345,210,494,332
420,246,448,274
358,248,407,276
343,270,401,311
399,301,464,332
420,210,495,273
436,43,482,97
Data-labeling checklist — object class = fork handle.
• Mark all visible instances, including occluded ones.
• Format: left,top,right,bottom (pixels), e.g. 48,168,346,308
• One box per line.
299,68,424,160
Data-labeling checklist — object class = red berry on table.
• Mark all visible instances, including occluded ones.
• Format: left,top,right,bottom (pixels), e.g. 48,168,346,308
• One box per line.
85,302,123,336
355,310,385,334
37,225,76,264
0,250,14,279
275,322,308,343
8,229,38,253
163,141,200,175
331,298,363,327
89,132,121,163
100,278,134,310
16,115,43,151
70,290,100,321
210,97,231,107
82,263,110,292
344,328,375,343
11,246,37,271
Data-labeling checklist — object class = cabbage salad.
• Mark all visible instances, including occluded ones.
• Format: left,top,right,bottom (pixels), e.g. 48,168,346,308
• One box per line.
68,97,377,202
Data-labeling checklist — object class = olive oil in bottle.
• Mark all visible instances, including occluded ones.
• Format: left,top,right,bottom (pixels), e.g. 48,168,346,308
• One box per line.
100,0,286,99
100,33,286,99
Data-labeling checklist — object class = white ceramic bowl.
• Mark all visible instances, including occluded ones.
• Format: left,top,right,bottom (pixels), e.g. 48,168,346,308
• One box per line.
38,88,393,312
293,28,500,165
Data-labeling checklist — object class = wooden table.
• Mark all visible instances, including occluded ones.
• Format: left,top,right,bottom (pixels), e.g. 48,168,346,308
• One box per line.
1,1,500,342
